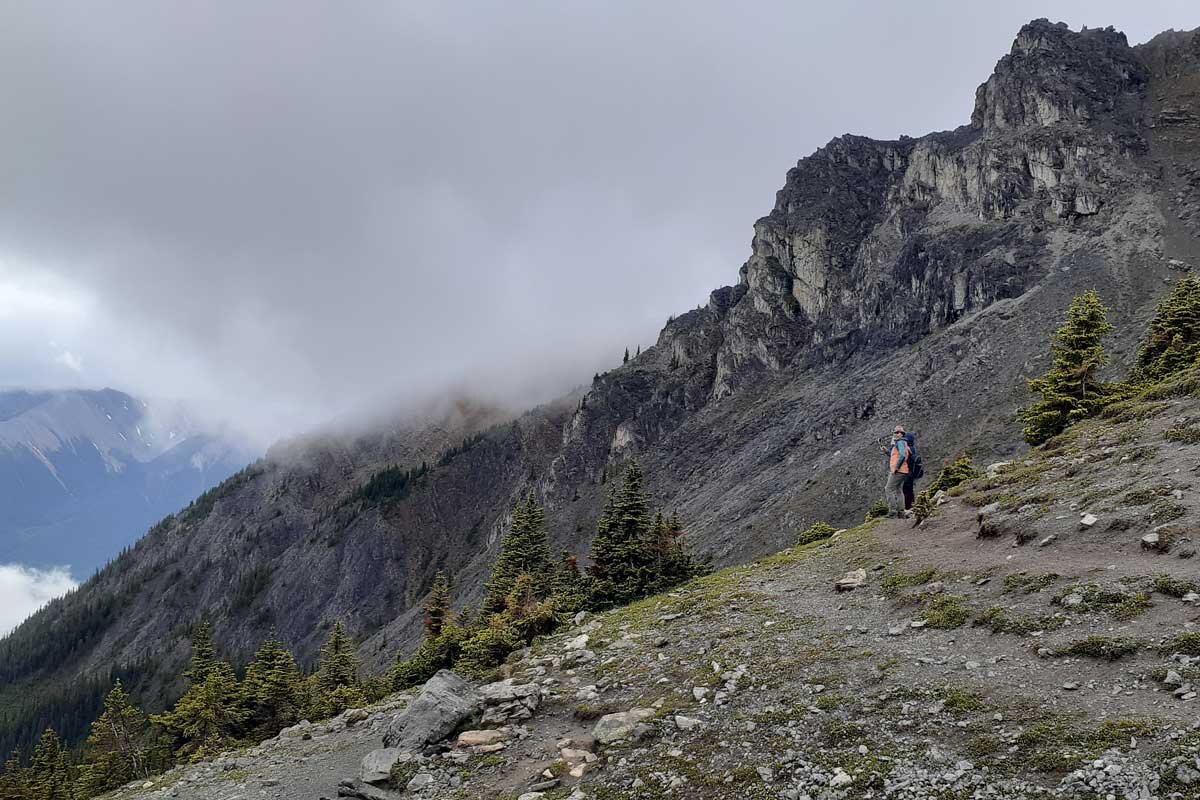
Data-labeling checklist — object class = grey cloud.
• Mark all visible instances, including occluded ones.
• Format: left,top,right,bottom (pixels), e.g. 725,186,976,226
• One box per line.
0,1,1193,442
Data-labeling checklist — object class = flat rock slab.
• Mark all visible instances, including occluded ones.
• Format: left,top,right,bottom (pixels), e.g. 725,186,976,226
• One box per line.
457,729,507,747
593,708,655,744
835,568,868,592
382,670,483,751
360,748,405,784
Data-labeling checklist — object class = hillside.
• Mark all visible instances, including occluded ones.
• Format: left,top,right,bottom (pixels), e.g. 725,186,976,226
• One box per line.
105,369,1200,799
3,17,1200,762
0,388,248,577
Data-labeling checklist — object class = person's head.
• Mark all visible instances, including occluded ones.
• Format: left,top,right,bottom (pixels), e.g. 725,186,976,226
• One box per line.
892,425,905,441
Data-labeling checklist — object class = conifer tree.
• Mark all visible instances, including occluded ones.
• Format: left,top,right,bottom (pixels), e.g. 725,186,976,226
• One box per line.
482,494,553,613
77,681,154,796
152,661,247,760
587,462,655,607
423,571,452,639
647,511,705,591
27,729,72,800
242,633,304,737
0,752,26,800
1021,290,1115,445
549,550,587,612
623,348,630,364
182,621,218,686
1135,276,1200,382
315,623,360,694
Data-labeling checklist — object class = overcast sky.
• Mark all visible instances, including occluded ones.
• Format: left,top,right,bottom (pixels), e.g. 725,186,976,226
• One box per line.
0,1,1195,447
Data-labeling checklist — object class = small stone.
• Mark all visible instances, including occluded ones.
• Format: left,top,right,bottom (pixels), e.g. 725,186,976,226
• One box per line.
829,768,853,788
1062,593,1084,607
565,634,590,651
1062,682,1080,691
1079,514,1098,528
1038,535,1057,547
756,766,774,782
1165,670,1184,687
407,773,435,792
835,569,868,592
692,686,709,701
674,715,703,731
910,620,927,629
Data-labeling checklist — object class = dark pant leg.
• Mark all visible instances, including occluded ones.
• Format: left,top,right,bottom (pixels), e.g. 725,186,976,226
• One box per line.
903,475,915,510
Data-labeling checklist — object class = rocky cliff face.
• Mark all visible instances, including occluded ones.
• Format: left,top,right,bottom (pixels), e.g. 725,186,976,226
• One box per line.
3,18,1199,758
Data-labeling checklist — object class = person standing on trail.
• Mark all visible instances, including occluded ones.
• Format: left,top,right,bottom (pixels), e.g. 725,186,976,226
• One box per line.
884,425,911,518
902,431,923,511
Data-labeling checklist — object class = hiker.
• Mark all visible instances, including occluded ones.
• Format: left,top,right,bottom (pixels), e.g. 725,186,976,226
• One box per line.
902,430,923,510
884,425,911,518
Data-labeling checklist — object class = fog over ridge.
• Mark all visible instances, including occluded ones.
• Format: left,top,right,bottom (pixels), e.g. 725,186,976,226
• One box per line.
0,1,1194,447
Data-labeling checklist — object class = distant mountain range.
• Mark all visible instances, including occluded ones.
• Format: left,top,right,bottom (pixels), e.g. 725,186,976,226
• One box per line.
0,388,251,577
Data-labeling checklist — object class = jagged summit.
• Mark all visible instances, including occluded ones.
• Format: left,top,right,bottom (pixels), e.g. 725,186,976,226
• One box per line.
3,18,1200,778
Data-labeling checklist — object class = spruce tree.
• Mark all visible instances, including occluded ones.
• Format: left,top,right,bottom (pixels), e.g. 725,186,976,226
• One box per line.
0,752,26,800
549,550,587,613
315,623,360,694
152,661,248,760
423,571,452,639
623,348,630,364
77,681,153,796
182,621,218,686
1021,290,1115,445
647,511,705,591
27,729,72,800
587,462,655,607
482,494,553,613
242,633,304,737
1135,276,1200,382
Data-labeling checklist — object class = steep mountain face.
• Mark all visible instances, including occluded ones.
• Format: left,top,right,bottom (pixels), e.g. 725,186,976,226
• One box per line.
0,388,249,577
2,18,1199,758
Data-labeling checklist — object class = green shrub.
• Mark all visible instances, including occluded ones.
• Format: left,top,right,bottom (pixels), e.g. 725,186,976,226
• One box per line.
454,620,522,679
1055,636,1140,660
1152,574,1200,598
1163,632,1200,656
1164,425,1200,444
881,568,939,597
920,596,970,629
796,522,837,546
864,500,889,522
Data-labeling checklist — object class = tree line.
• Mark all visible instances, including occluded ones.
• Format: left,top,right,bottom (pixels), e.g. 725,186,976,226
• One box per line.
392,460,705,686
0,459,705,797
0,620,375,799
1021,277,1200,445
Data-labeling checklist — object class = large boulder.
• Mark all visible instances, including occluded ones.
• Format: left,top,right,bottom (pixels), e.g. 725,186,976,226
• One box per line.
381,670,483,751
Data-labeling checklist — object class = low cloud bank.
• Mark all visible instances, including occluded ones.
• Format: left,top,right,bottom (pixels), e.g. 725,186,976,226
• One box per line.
0,564,76,635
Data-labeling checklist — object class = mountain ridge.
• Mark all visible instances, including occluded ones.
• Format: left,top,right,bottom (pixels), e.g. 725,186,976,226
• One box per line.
0,387,251,578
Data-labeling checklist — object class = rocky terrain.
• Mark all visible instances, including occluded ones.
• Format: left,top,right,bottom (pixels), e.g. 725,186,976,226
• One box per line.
4,17,1200,766
103,372,1200,799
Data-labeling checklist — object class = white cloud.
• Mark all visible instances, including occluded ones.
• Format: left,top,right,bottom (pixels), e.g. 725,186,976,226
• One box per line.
53,348,84,373
0,564,77,635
